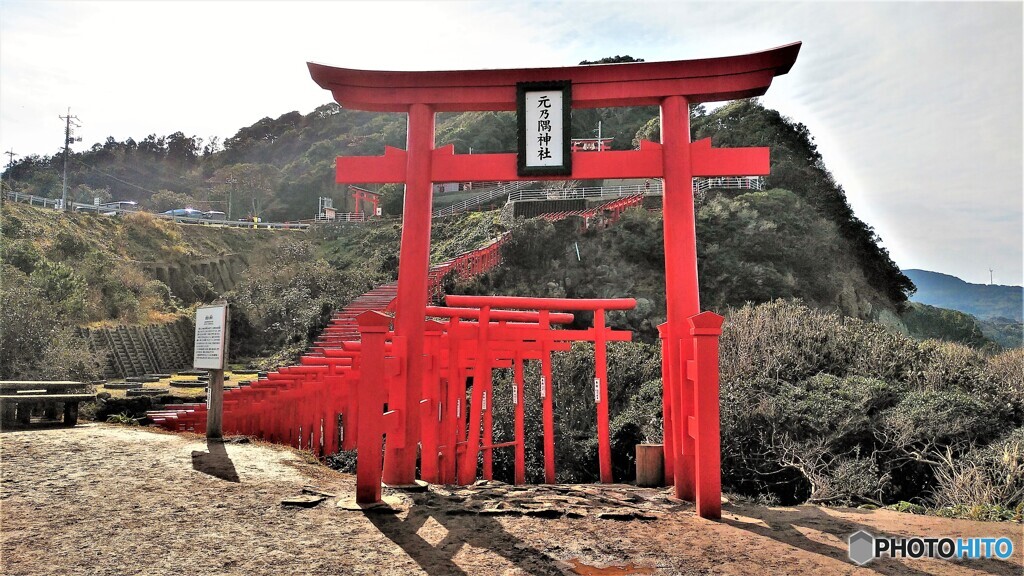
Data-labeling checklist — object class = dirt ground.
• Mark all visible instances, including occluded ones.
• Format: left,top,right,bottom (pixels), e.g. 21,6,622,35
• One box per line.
1,424,1021,576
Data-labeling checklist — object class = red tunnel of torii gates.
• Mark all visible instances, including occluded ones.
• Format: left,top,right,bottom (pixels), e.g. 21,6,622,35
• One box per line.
308,42,800,520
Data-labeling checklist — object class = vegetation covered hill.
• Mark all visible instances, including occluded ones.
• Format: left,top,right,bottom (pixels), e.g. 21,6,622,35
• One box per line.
905,268,1023,321
902,269,1023,349
2,98,915,319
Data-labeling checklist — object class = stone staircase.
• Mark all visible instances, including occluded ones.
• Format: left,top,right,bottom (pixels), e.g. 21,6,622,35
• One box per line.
311,284,399,353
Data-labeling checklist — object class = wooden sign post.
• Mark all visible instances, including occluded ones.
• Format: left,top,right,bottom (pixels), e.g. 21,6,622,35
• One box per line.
194,302,229,439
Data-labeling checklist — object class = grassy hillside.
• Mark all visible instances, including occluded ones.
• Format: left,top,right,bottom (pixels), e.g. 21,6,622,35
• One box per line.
0,201,504,378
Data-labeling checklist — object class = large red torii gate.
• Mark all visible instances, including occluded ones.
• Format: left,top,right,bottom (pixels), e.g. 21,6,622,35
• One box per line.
308,43,800,519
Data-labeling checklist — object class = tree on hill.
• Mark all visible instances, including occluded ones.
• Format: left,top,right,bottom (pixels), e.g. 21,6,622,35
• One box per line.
688,100,915,308
579,55,645,64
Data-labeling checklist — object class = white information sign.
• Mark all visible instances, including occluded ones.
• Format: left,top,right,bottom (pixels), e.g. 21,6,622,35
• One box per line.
193,304,228,369
540,376,546,399
524,90,564,167
594,377,602,404
517,81,572,177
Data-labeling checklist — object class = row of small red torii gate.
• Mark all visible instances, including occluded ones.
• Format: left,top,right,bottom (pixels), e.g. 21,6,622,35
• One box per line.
158,43,801,520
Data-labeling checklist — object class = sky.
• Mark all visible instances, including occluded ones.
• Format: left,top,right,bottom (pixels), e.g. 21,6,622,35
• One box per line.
1,1,1021,286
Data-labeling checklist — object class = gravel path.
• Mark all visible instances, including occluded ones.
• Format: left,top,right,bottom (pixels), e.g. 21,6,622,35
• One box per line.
1,424,1021,575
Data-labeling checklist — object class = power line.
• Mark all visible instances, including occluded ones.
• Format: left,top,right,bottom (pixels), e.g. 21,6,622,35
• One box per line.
73,157,166,196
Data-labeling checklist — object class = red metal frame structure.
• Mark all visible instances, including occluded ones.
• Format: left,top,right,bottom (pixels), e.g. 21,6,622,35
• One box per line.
308,43,800,519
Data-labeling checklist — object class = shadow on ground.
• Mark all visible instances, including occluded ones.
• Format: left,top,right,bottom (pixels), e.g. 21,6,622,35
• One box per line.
191,439,240,483
722,504,1019,576
365,492,567,576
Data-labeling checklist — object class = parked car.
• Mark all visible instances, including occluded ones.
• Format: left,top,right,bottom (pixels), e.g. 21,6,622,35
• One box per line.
162,208,204,218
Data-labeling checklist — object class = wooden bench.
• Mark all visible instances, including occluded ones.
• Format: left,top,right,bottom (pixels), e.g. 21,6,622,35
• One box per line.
0,381,95,428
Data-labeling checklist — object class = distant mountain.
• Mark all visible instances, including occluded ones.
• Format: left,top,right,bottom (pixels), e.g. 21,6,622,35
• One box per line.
904,269,1022,321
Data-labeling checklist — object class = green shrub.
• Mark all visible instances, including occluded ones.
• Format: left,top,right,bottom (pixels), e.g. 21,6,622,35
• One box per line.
0,281,58,379
931,427,1024,512
888,501,927,515
38,328,103,381
29,260,88,322
718,300,1020,506
1,238,42,274
106,412,140,426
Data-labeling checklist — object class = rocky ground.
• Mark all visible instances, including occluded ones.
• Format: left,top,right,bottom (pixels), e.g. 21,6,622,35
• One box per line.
1,424,1021,575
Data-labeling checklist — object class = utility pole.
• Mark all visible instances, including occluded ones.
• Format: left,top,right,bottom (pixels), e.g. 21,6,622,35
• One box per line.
226,177,235,220
990,269,994,285
59,108,81,211
1,148,17,206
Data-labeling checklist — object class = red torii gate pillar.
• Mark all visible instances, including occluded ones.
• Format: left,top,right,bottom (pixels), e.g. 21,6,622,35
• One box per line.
383,103,434,486
309,43,800,519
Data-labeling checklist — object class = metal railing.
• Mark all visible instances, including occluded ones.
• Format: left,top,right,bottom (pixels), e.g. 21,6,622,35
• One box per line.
693,176,764,193
4,190,64,209
506,177,762,203
314,212,367,223
433,180,535,218
508,182,663,203
4,190,310,229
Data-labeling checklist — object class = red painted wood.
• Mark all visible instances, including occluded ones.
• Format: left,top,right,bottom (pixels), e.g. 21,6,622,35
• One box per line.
307,43,800,112
430,142,665,182
446,295,636,311
336,146,406,184
355,311,390,503
419,320,444,483
383,103,433,486
690,138,770,177
425,306,574,324
689,312,724,519
458,306,491,485
513,352,526,485
594,309,612,483
250,43,805,518
661,95,698,501
657,322,674,483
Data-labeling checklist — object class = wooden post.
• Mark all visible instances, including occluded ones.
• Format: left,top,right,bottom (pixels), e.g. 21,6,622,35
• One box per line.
513,351,526,485
207,370,224,439
194,302,230,441
458,306,490,485
636,444,665,487
657,323,675,484
690,311,724,519
356,311,391,503
594,309,612,483
540,312,556,484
